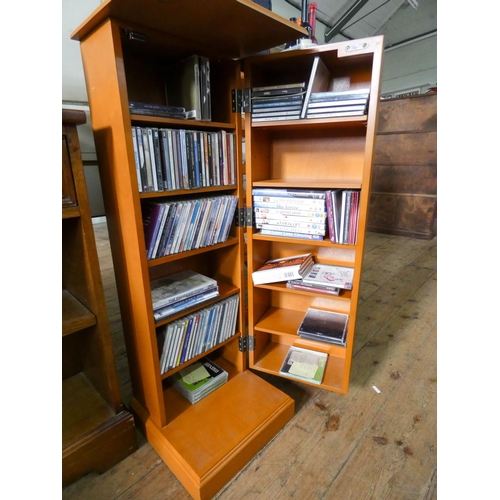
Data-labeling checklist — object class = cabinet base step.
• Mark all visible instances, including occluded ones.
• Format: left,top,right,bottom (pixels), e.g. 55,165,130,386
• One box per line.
130,370,294,500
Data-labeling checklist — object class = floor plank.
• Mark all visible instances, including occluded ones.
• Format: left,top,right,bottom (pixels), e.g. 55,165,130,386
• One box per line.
63,223,437,500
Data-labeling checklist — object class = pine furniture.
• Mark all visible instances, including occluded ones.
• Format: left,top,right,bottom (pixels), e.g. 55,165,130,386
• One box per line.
71,1,383,498
62,108,137,487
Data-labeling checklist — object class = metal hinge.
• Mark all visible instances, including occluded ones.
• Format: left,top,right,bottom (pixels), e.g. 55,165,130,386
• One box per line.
235,206,253,227
124,29,147,42
239,336,255,352
231,88,251,113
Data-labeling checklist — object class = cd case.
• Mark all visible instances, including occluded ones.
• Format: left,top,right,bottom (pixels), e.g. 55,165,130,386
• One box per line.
297,307,349,346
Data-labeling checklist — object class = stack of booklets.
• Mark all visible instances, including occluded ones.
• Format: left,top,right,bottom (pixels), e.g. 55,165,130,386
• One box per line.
305,88,370,119
157,295,239,373
287,263,354,295
279,345,328,385
151,270,219,321
297,307,349,347
170,357,228,404
252,188,327,240
142,195,238,260
251,82,306,122
325,189,360,245
252,253,314,285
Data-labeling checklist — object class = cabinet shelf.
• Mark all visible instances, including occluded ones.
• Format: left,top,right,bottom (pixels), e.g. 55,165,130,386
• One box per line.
251,115,367,130
62,372,116,449
256,282,352,302
251,341,346,392
62,206,81,219
160,332,240,380
252,232,357,249
147,237,239,267
132,115,236,131
62,289,97,336
154,281,239,327
252,179,363,190
140,184,237,200
254,306,349,337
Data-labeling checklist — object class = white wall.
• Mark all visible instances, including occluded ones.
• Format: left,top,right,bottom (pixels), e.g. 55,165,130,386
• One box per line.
62,0,101,103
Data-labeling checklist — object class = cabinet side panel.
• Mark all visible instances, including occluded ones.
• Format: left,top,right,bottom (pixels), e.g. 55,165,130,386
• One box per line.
341,37,384,392
79,19,166,426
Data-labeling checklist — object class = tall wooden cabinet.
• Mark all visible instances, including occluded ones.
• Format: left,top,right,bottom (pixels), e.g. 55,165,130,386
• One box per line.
62,109,137,487
71,1,382,498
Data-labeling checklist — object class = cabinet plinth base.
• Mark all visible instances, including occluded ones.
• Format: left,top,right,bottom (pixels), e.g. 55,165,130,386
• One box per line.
130,371,295,500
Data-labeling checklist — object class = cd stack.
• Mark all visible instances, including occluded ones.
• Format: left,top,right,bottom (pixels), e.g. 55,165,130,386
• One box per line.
252,187,327,241
306,88,370,119
169,357,228,404
251,82,306,122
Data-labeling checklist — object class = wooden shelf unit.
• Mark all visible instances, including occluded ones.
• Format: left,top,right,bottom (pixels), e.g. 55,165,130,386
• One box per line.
62,109,137,487
243,42,383,394
70,1,382,498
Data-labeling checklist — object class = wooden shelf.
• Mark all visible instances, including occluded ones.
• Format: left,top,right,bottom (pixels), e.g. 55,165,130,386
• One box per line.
147,237,239,267
250,115,367,130
70,0,307,59
257,281,352,302
62,373,116,448
62,290,97,336
252,232,357,248
252,179,363,190
251,341,346,392
131,115,236,130
62,206,81,219
139,184,237,200
154,281,239,328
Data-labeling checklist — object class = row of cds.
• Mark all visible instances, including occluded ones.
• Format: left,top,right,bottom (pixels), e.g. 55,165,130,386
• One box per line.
143,195,238,260
132,126,237,193
157,295,240,374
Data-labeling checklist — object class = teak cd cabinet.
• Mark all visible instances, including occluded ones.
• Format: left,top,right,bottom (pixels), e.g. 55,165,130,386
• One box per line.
72,1,383,498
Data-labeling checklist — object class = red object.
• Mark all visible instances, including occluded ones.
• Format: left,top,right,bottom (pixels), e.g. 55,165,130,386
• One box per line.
308,2,317,43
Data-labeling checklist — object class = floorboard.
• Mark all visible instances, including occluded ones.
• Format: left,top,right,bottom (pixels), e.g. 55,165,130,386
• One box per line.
63,222,437,500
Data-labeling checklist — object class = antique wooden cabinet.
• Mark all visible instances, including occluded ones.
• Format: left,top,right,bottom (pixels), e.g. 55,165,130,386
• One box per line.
368,93,437,239
62,109,137,487
71,1,383,498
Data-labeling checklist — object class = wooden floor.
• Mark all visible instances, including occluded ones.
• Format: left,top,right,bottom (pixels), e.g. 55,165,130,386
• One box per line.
63,221,437,500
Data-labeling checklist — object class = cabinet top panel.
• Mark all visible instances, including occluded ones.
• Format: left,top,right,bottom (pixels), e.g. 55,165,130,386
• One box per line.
71,0,307,59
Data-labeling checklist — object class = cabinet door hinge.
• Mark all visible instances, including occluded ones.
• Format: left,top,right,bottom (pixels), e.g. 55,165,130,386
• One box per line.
124,29,147,42
239,336,255,352
235,206,253,227
232,88,251,113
